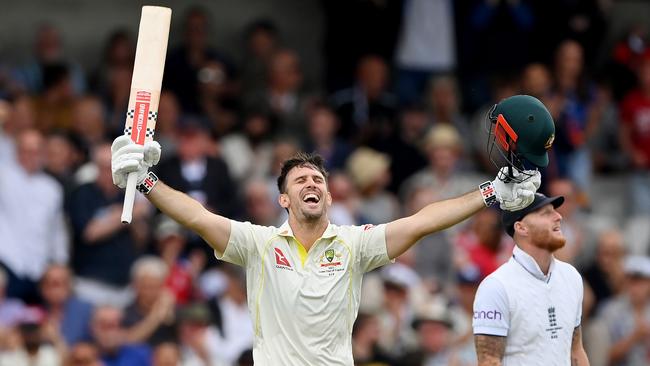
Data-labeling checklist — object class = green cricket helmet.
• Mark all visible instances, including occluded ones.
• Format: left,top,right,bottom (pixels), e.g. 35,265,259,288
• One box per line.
486,95,555,182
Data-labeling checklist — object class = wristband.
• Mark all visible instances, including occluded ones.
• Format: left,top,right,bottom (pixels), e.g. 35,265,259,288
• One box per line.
479,181,497,207
137,171,159,195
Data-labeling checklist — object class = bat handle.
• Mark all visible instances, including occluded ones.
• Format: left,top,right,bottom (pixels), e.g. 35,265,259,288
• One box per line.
121,172,139,224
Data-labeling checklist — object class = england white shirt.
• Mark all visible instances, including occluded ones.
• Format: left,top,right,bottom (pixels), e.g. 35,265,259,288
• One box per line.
216,220,391,366
473,245,583,366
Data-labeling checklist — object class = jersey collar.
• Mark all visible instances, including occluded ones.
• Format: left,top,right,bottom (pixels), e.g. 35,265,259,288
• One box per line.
276,221,338,240
511,245,556,283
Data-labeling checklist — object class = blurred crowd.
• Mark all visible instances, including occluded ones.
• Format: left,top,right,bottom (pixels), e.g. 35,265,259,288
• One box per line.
1,1,650,365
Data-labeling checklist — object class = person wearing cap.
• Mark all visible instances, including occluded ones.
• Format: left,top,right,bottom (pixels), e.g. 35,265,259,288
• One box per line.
399,300,460,366
594,255,650,366
472,193,589,365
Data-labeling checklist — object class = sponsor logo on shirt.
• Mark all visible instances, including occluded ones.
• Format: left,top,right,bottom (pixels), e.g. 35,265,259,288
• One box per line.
474,309,503,320
274,248,293,270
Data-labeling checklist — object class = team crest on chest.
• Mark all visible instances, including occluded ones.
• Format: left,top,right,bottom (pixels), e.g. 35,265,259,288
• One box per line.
318,246,345,275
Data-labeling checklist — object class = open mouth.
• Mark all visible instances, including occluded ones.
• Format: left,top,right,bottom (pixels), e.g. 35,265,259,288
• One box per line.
302,193,320,204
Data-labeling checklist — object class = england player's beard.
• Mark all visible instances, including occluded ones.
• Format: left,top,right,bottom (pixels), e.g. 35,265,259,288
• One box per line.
529,226,566,253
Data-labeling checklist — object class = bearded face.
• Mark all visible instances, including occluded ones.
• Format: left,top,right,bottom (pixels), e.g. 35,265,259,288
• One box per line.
279,165,331,223
519,204,566,252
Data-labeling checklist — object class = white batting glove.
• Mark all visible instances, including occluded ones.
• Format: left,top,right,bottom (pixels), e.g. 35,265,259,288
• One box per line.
111,135,161,189
492,167,541,211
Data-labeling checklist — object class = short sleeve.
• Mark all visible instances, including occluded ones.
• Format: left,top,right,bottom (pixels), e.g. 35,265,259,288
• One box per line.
473,276,510,337
576,273,584,328
357,224,392,273
215,220,258,267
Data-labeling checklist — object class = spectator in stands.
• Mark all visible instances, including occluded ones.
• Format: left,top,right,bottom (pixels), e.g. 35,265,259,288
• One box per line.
394,0,456,105
546,40,599,202
154,91,181,163
65,342,102,366
13,23,86,96
378,104,429,193
426,75,472,158
455,208,514,280
376,264,421,357
521,63,552,100
67,143,149,307
39,265,93,346
206,264,253,365
152,342,180,366
177,303,227,366
402,185,454,289
331,55,398,145
43,132,82,193
597,256,650,366
352,312,395,366
304,103,352,171
583,230,627,317
164,6,234,114
70,96,107,151
0,307,65,366
32,63,75,133
0,269,25,333
154,216,200,305
400,124,487,205
156,118,239,218
0,129,68,304
242,179,283,226
122,256,177,346
327,171,361,226
89,30,135,96
0,96,36,162
398,300,461,365
245,48,311,141
220,112,275,183
346,147,399,225
619,56,650,216
91,306,151,366
240,19,280,97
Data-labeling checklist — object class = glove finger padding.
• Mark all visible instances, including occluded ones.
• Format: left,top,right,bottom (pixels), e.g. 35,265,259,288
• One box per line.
113,153,144,173
143,141,161,168
111,135,134,154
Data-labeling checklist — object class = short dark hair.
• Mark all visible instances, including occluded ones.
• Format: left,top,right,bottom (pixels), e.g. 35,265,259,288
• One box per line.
277,152,328,193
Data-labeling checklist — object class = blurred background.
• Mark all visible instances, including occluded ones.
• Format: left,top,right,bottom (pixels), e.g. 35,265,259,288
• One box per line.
1,0,650,365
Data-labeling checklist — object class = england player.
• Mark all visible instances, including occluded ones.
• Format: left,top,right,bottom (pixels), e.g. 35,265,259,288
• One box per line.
472,193,590,365
112,95,551,365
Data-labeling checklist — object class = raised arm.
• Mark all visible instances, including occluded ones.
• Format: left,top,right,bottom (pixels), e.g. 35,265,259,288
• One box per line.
386,190,484,259
385,169,540,259
111,135,231,254
147,182,231,253
571,326,590,366
475,334,506,366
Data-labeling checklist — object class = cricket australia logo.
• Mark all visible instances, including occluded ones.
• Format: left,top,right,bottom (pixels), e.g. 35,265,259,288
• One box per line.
545,306,562,339
318,247,345,276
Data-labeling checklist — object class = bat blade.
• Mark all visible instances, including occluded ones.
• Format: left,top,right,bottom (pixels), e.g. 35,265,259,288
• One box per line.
121,6,171,224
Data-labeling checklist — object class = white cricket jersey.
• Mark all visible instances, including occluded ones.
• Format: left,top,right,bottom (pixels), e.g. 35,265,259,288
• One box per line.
216,220,391,365
473,245,583,366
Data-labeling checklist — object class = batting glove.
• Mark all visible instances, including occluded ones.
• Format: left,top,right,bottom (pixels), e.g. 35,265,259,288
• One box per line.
111,135,161,189
492,167,541,211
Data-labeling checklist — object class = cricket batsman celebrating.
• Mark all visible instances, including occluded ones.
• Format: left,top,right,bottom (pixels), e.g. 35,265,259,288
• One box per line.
111,94,554,365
